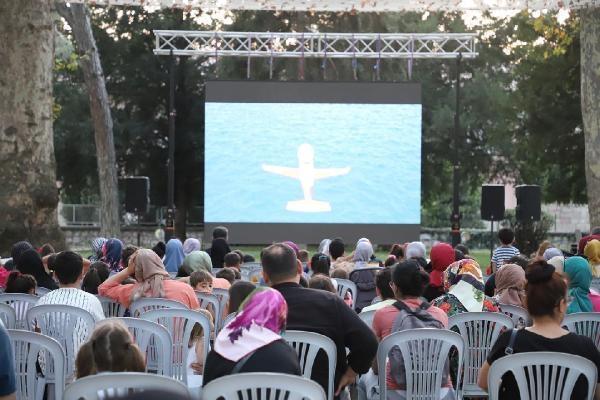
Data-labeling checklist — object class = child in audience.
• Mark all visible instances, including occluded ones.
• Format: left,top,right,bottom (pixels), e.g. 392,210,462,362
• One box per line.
5,271,36,294
224,252,242,271
81,261,110,295
190,270,213,294
216,268,236,284
309,274,336,293
491,228,520,273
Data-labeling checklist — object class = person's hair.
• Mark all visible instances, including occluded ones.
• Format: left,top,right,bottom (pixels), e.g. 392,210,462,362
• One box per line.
524,259,567,318
53,251,84,285
591,227,600,235
299,275,309,288
190,270,213,288
392,259,430,298
329,238,345,260
75,320,145,378
536,240,552,258
212,226,228,239
498,228,515,245
228,281,256,313
384,255,397,267
390,244,404,259
216,267,235,284
376,268,394,300
454,244,469,255
298,249,309,263
122,245,139,269
81,261,110,294
5,271,37,294
39,243,55,257
454,249,465,261
242,254,255,263
261,243,298,283
224,252,241,268
309,275,335,293
331,268,349,279
310,253,331,276
231,267,241,280
46,254,58,272
508,255,530,271
233,250,245,263
151,241,166,259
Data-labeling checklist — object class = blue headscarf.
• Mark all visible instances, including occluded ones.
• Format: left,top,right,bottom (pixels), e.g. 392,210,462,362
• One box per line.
565,256,593,314
163,238,185,273
102,238,123,272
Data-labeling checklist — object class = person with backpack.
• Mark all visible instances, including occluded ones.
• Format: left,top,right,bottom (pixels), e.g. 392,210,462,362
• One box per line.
358,260,451,400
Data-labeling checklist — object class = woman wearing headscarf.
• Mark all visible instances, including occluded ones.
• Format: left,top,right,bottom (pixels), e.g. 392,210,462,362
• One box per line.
207,238,231,269
98,248,199,309
350,239,378,311
432,259,499,317
102,238,123,273
9,241,34,271
180,251,231,289
405,241,426,260
584,240,600,279
183,238,202,256
17,248,57,290
564,256,594,314
547,255,565,275
202,288,300,386
318,239,331,257
89,237,107,262
542,247,562,262
493,263,526,307
423,243,455,302
163,239,185,273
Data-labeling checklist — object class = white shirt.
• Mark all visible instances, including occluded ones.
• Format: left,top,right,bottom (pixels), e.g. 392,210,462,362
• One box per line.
35,288,105,322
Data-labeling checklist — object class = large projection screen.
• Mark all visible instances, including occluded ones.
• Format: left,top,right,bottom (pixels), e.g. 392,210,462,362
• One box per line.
204,81,421,244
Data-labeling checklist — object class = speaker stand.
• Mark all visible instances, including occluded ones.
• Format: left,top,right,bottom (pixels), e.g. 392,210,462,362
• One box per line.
489,220,494,274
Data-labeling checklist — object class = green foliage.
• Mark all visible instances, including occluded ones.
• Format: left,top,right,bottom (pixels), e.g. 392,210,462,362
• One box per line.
501,209,554,256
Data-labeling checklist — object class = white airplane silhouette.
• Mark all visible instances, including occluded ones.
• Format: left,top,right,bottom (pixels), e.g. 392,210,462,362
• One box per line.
262,143,351,212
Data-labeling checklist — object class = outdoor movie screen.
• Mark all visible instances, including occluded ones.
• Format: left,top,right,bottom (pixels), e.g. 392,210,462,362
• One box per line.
204,81,421,243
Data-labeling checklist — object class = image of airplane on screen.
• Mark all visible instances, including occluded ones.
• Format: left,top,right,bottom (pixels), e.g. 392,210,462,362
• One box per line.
262,143,351,213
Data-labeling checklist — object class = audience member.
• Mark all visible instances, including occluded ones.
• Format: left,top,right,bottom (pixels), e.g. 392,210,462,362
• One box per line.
263,243,377,395
38,243,55,257
4,271,36,294
180,251,231,289
389,244,404,261
405,241,426,260
242,254,255,263
543,247,562,261
493,264,526,307
227,281,256,314
163,239,185,273
329,238,345,262
10,241,34,270
584,239,600,279
0,323,16,400
121,245,138,270
424,242,455,302
331,268,353,306
298,249,309,264
491,228,520,273
478,260,600,399
216,268,236,284
309,274,336,293
454,244,469,255
432,259,498,317
183,238,201,256
564,256,594,314
99,249,199,309
233,250,245,263
75,320,145,378
207,227,231,269
89,237,107,262
383,255,397,267
17,248,57,290
151,241,166,259
224,252,242,270
351,239,379,311
190,270,213,294
81,261,110,295
318,239,332,257
579,230,600,255
535,240,552,259
203,288,301,386
310,253,331,276
360,268,395,313
454,249,465,261
547,255,565,275
484,254,530,297
102,238,124,273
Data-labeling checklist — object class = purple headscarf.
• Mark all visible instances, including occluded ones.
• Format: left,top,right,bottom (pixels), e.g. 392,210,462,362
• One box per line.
102,238,123,272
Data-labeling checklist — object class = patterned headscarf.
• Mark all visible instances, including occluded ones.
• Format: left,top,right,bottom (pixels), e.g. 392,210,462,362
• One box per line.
162,239,185,273
90,237,107,262
444,259,485,312
102,238,123,272
429,243,455,288
182,238,201,256
495,264,526,307
584,240,600,278
565,256,593,314
130,249,169,303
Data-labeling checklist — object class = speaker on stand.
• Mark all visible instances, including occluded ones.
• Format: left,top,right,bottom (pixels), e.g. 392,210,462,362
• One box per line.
515,185,541,222
481,184,505,264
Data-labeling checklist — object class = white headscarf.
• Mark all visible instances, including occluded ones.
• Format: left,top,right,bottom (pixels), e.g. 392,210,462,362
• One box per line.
318,239,331,257
406,241,426,259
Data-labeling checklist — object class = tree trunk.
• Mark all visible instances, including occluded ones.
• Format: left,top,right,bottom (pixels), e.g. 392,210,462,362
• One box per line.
56,3,121,238
0,0,65,253
581,7,600,229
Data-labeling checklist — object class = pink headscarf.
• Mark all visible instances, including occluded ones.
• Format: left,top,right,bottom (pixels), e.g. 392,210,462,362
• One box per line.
130,249,170,303
495,264,526,307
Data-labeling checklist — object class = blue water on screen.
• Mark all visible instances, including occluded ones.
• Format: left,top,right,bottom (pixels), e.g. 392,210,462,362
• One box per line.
205,102,421,224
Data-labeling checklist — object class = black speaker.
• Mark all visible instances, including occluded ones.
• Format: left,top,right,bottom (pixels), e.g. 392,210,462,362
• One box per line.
122,177,150,213
516,185,541,221
481,184,505,221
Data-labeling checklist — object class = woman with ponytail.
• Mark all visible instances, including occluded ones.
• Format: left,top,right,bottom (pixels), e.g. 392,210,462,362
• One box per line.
81,262,110,295
478,259,600,398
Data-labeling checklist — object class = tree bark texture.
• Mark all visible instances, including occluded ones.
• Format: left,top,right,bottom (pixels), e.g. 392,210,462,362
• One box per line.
57,3,121,237
581,7,600,229
0,0,65,253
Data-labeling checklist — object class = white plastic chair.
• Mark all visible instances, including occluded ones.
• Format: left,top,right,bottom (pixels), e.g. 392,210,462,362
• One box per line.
241,263,263,283
129,297,187,317
26,304,95,380
35,287,51,296
487,352,597,400
333,278,357,308
448,312,514,397
563,312,600,349
108,317,173,376
377,328,464,400
358,309,376,328
211,267,224,276
498,303,531,328
202,372,326,400
97,296,126,318
221,312,237,330
282,330,337,400
212,287,230,315
0,293,39,329
141,308,211,384
63,372,190,400
195,292,221,330
0,302,17,329
9,329,66,400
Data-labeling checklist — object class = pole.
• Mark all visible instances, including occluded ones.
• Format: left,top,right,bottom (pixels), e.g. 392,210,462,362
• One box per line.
489,220,494,265
450,53,462,247
165,50,176,241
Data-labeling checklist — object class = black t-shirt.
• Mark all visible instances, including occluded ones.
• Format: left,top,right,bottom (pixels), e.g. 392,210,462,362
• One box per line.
487,329,600,399
484,273,496,297
202,339,301,386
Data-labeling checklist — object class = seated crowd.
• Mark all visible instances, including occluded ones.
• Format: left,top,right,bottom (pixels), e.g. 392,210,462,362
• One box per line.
1,225,600,400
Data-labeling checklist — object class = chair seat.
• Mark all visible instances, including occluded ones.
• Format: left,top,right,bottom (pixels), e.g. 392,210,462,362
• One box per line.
462,383,487,397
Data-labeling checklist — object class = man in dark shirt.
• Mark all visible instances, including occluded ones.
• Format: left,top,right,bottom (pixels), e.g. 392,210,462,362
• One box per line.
263,243,378,397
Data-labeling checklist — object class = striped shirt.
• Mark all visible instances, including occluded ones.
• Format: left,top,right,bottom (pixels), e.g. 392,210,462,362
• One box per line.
491,245,520,266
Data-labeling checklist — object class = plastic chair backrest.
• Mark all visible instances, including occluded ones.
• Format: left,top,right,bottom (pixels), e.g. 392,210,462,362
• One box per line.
282,330,337,400
129,297,187,318
35,287,51,296
26,304,95,379
195,292,220,330
487,351,597,400
358,309,376,329
448,312,514,392
97,296,126,318
212,267,224,276
563,312,600,349
9,329,66,400
241,263,263,283
108,317,173,376
63,372,189,400
0,302,17,329
499,303,531,328
332,278,357,308
212,287,230,315
0,293,39,329
202,372,326,400
377,328,464,400
141,308,211,384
